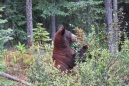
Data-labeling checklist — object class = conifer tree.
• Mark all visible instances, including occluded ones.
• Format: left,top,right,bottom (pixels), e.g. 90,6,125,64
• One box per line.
0,7,13,49
33,23,51,47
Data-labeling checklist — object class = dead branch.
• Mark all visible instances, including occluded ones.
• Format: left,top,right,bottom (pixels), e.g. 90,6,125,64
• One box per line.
1,72,32,86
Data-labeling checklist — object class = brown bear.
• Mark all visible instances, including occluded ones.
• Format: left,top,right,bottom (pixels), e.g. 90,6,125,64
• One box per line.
52,25,88,72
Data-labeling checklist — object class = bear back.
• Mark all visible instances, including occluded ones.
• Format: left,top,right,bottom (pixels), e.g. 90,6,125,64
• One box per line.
52,25,76,71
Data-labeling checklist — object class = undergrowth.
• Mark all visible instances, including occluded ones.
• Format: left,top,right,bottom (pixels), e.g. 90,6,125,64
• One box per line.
28,27,129,86
0,27,129,86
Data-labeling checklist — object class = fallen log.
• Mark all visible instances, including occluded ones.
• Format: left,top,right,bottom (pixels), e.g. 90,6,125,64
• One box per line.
1,72,32,86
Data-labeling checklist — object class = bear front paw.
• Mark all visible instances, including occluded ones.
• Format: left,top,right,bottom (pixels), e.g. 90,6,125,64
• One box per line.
82,45,88,50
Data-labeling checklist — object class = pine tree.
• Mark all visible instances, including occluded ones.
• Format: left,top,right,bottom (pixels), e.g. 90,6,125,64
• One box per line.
33,23,51,47
0,7,13,49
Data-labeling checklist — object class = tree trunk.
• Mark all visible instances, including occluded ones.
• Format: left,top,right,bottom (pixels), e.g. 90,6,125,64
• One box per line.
113,0,118,54
105,0,118,56
105,0,113,52
51,14,56,40
26,0,33,48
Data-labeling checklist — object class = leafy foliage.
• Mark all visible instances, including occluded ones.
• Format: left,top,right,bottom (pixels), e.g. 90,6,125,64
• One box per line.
33,0,68,18
16,42,26,54
5,0,26,44
0,7,13,50
63,0,105,33
0,26,129,86
0,7,13,85
33,23,51,48
0,0,129,86
28,27,129,86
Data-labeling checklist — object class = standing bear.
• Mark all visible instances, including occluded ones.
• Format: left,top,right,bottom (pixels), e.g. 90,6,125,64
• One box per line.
52,25,88,72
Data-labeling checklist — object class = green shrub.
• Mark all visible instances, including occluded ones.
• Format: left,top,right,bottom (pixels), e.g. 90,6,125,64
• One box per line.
33,23,51,47
29,27,129,86
0,7,13,50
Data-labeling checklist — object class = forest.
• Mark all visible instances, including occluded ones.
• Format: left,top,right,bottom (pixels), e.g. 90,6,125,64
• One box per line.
0,0,129,86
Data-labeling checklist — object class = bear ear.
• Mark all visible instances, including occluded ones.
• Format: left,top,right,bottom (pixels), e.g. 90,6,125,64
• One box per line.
60,25,65,35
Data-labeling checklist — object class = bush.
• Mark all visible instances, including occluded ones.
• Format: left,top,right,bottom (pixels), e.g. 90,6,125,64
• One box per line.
33,23,51,48
28,27,129,86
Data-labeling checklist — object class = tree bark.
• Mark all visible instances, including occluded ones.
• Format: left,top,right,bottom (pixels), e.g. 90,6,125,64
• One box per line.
105,0,113,52
51,14,56,40
113,0,118,54
26,0,33,48
105,0,118,56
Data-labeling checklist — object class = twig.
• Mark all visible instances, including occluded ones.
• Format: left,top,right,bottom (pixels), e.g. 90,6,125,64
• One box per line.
1,72,32,86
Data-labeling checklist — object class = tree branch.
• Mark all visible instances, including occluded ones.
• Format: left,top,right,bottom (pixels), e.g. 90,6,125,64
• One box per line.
1,72,33,86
